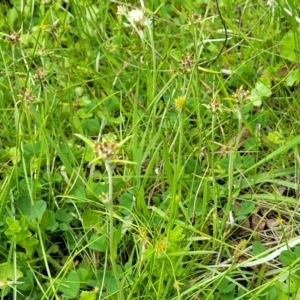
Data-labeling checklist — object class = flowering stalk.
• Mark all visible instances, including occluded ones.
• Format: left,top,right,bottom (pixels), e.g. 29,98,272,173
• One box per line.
74,134,124,298
94,139,124,300
104,159,125,300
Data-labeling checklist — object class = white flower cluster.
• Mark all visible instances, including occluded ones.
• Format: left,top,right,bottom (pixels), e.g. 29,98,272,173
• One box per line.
117,5,151,28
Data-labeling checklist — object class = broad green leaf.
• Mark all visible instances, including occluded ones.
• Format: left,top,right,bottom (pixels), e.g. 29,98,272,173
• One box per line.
58,271,80,298
81,118,100,135
185,158,200,174
104,97,119,112
18,270,34,292
280,30,297,61
267,132,286,144
240,200,255,215
5,218,31,242
107,277,119,295
55,209,73,223
0,262,23,287
223,283,236,294
78,95,92,107
218,278,230,291
82,210,102,232
7,7,19,32
7,147,19,164
294,246,300,258
279,249,295,266
29,200,47,219
275,291,289,300
88,234,107,252
119,192,134,215
259,286,278,299
5,218,21,235
59,223,69,231
220,156,243,171
169,225,185,242
278,274,300,294
44,210,59,232
18,237,39,258
250,89,262,107
15,190,31,216
255,80,272,98
250,78,272,107
266,286,278,299
73,186,86,198
76,268,90,282
286,69,300,86
252,241,265,256
43,172,62,183
79,291,97,300
77,108,93,119
242,155,255,169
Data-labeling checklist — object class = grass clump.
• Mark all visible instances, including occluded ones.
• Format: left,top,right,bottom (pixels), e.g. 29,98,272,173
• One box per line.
1,0,300,299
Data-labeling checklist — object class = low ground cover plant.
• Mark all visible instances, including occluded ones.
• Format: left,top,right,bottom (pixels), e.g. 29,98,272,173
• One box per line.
1,0,300,299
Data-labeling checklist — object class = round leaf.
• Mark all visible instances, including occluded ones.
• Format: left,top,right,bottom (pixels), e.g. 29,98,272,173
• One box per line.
29,200,47,219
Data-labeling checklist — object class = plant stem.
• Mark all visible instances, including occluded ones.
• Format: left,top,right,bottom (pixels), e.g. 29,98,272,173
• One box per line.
105,160,124,300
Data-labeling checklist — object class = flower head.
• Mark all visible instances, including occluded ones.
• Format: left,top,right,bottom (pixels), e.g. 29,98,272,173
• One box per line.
128,9,145,25
117,5,151,28
35,69,47,80
8,32,20,43
180,53,195,72
232,86,250,102
18,88,34,103
94,139,118,161
173,280,184,289
155,240,166,253
276,216,284,225
239,239,247,249
117,5,126,16
174,96,186,111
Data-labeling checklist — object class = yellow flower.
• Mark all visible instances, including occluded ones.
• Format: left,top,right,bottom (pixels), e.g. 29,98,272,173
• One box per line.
40,24,47,30
155,240,166,252
276,216,284,225
173,280,183,289
239,239,247,249
174,96,186,111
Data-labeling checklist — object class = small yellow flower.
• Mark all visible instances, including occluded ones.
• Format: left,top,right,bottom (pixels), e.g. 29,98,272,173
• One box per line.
174,96,186,111
276,216,284,225
239,239,247,249
155,240,166,252
173,280,183,289
40,24,47,30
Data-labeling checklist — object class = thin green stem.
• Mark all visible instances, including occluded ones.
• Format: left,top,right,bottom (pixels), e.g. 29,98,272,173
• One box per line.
105,161,125,300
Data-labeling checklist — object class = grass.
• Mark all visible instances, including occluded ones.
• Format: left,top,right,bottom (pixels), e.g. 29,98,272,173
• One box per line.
1,0,300,299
